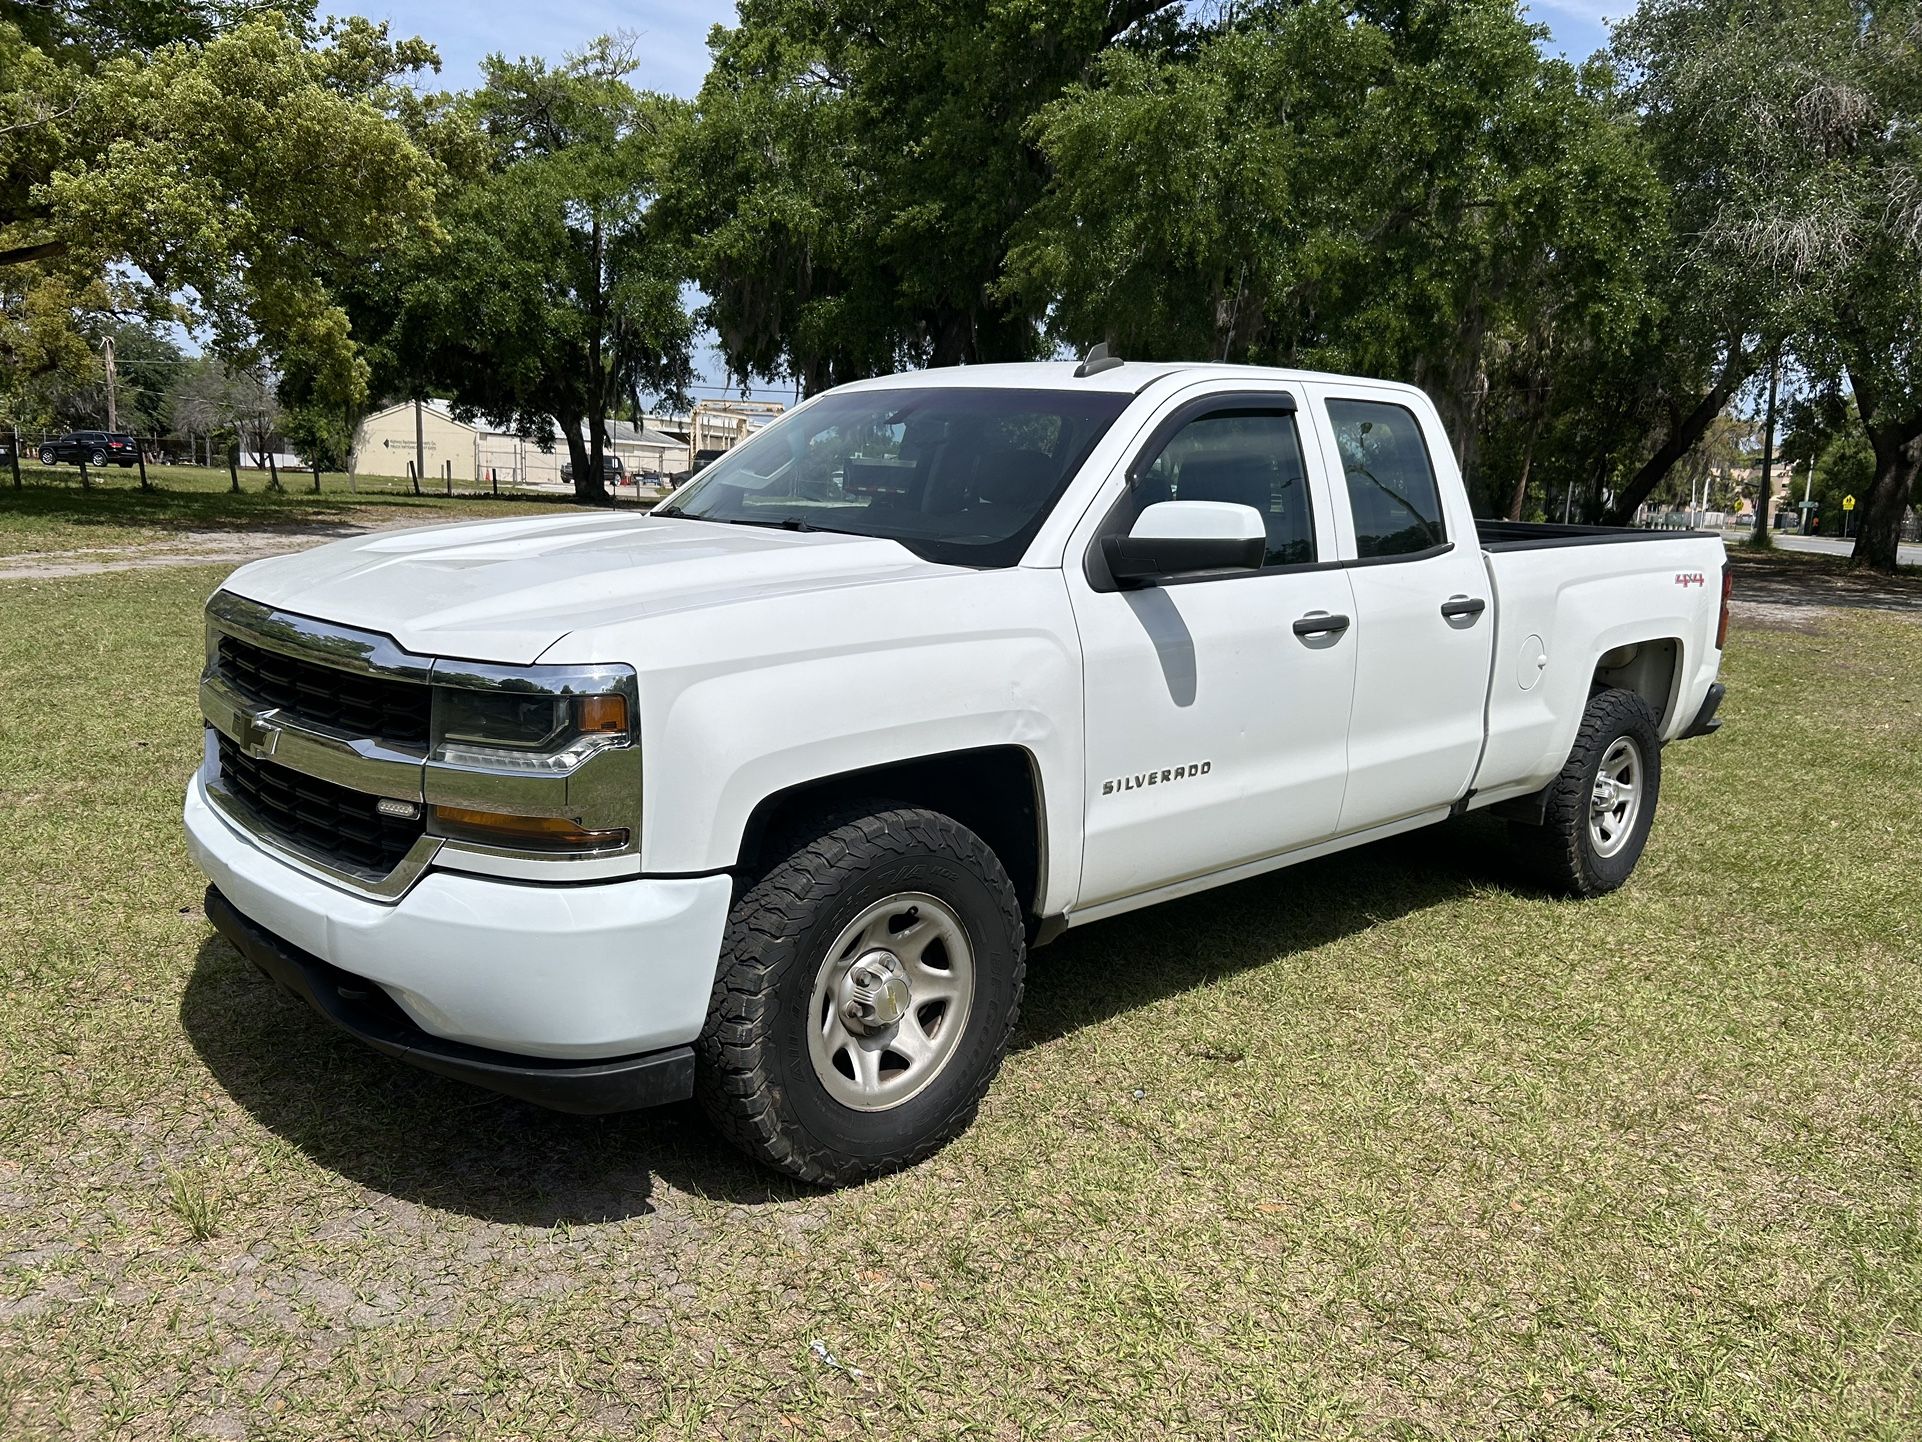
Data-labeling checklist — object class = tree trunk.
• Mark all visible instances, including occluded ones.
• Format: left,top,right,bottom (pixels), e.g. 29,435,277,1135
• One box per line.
581,213,611,507
927,310,973,368
1603,347,1750,523
1846,368,1921,572
1853,427,1921,572
1506,411,1544,521
560,411,597,505
1752,346,1778,545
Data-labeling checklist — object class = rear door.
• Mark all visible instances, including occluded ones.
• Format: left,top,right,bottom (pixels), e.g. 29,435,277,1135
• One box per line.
1304,388,1495,831
1066,385,1357,908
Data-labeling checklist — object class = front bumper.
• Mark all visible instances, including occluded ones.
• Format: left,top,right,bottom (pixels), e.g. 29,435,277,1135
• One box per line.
204,888,696,1113
185,775,733,1081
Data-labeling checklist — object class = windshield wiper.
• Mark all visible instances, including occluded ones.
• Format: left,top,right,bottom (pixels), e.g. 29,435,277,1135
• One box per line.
727,516,825,534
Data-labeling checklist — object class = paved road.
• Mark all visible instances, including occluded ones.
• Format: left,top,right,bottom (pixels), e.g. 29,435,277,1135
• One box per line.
1721,529,1922,567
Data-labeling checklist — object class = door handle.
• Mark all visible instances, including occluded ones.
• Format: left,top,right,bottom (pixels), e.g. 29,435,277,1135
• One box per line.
1440,596,1487,619
1292,612,1351,637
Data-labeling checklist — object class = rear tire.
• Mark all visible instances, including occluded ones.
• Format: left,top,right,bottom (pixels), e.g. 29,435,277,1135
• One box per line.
1510,686,1662,897
695,804,1025,1185
38,448,54,466
89,448,106,465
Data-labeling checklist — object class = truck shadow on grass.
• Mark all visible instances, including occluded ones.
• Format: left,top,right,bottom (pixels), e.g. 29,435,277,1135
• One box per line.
178,816,1526,1224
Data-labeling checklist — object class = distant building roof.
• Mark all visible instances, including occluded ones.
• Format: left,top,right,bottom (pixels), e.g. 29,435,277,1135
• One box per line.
607,419,684,450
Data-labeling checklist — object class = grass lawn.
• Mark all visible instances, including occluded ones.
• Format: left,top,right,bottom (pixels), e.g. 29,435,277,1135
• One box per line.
0,462,626,557
1,556,1919,1438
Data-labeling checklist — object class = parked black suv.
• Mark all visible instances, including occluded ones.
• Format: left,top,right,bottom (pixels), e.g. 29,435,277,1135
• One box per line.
39,431,139,467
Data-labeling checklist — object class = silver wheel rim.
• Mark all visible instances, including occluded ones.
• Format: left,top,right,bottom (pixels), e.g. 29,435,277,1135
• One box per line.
807,891,975,1112
1589,735,1644,858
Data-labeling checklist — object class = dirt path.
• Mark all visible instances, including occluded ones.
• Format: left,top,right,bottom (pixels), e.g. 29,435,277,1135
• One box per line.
1725,548,1922,631
0,519,408,580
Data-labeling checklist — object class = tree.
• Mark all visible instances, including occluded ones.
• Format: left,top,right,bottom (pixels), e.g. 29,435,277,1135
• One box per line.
359,37,694,503
1007,0,1664,518
1815,6,1922,569
1600,0,1922,548
2,10,443,412
660,0,1184,394
167,359,276,471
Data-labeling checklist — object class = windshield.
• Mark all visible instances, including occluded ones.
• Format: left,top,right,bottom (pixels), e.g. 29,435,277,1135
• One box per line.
655,386,1132,567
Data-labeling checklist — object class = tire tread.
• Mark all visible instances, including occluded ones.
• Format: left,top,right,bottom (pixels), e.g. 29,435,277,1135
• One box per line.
695,803,1025,1185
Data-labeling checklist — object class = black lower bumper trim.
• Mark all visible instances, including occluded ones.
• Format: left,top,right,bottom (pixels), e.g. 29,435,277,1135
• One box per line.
203,886,694,1114
1679,681,1726,739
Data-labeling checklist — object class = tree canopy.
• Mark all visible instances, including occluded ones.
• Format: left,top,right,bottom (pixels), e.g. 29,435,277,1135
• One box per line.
348,36,695,503
4,0,1920,564
3,6,442,411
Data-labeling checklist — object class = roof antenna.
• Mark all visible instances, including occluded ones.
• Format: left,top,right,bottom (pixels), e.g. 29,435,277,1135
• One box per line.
1074,342,1124,378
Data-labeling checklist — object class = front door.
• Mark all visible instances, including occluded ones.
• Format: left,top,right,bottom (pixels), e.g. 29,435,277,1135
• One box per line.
1068,394,1358,909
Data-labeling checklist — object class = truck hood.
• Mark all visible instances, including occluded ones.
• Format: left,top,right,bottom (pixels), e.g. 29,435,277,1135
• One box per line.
221,512,956,664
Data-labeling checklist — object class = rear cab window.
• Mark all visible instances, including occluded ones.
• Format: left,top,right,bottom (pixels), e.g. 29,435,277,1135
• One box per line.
1325,399,1447,559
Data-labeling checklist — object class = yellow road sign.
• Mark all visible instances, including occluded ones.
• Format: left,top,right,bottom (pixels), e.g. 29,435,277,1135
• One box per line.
1843,494,1856,511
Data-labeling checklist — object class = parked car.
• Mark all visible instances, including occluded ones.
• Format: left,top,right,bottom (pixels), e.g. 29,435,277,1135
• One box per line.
559,454,624,484
187,359,1729,1184
38,431,139,467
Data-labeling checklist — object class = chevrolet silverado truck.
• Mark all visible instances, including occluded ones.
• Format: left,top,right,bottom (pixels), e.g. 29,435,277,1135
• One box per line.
186,360,1730,1183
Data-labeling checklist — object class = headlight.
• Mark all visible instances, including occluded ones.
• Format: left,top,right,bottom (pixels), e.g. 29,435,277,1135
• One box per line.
429,668,634,772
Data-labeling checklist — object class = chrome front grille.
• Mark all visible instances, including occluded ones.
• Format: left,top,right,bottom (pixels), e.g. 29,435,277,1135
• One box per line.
199,590,643,895
216,633,430,748
216,736,424,876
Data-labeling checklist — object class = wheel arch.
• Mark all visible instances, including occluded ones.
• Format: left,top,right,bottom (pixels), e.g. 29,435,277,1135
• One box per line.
736,746,1048,922
1591,636,1684,727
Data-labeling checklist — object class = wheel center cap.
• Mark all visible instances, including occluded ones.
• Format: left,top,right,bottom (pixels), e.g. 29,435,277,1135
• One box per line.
839,950,911,1031
1592,777,1619,811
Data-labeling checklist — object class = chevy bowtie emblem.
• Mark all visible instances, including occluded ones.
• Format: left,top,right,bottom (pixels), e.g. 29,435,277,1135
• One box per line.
234,712,280,760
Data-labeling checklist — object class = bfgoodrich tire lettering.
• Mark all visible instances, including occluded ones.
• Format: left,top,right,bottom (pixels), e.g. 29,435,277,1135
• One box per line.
1511,686,1663,897
695,804,1026,1185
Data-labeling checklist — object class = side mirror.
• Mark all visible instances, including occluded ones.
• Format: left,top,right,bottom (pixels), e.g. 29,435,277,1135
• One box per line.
1102,501,1266,585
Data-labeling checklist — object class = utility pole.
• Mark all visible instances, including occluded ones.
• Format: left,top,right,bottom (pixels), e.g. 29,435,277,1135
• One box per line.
102,335,117,433
413,397,425,497
1753,345,1780,547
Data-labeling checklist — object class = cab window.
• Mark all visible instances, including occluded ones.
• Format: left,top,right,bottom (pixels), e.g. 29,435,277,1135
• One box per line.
1327,400,1446,558
1130,410,1315,568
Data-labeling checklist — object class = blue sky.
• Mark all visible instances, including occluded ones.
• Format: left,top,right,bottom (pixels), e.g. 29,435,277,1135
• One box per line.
364,1,1621,91
357,0,1623,400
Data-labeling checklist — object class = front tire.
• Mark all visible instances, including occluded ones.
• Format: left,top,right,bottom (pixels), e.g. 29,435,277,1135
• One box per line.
696,804,1026,1185
1511,686,1663,897
38,448,55,465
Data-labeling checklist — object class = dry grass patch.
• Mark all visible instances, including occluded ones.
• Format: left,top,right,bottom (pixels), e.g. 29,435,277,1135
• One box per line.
1,563,1919,1438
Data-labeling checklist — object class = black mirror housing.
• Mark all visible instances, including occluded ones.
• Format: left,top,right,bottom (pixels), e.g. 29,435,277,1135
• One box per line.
1101,532,1264,585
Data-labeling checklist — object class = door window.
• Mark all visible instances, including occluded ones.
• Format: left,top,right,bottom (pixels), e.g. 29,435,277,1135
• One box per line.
1327,400,1446,558
1130,411,1315,568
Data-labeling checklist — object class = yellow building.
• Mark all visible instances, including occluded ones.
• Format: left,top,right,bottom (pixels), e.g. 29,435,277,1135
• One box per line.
351,399,784,488
353,400,484,483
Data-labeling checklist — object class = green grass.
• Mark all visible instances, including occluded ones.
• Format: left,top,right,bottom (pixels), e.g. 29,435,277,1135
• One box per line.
0,461,623,556
2,561,1920,1438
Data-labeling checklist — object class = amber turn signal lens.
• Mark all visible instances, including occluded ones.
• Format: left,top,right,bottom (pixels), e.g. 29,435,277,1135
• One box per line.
577,694,628,734
431,805,628,851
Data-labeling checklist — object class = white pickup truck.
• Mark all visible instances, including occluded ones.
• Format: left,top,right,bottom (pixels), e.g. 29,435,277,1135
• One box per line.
186,360,1729,1183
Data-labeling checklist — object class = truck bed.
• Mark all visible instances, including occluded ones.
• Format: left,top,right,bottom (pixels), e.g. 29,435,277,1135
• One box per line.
1476,519,1716,551
1467,524,1727,811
